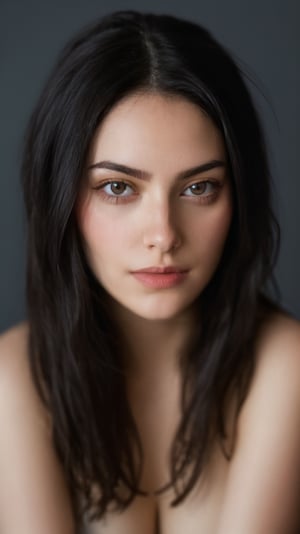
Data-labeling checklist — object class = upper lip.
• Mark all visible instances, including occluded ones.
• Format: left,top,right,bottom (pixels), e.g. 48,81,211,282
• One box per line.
131,266,188,274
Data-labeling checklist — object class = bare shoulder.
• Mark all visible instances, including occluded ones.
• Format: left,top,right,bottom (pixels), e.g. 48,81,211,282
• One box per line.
0,323,75,534
248,309,300,405
239,307,300,431
217,310,300,533
0,322,49,424
256,308,300,360
238,308,300,438
0,321,31,380
0,321,29,357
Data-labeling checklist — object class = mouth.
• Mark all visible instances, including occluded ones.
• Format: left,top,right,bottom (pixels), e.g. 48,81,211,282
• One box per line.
130,266,189,289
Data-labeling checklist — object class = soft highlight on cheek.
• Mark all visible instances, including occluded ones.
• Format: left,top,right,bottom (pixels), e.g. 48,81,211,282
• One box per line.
77,196,130,269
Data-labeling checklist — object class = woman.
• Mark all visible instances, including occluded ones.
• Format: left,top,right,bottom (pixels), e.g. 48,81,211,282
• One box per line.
0,10,299,534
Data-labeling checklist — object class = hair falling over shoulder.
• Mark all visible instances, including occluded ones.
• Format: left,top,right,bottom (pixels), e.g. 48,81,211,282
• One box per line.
22,10,281,523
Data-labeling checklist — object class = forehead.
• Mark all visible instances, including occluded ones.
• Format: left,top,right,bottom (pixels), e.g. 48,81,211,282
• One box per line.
88,92,226,170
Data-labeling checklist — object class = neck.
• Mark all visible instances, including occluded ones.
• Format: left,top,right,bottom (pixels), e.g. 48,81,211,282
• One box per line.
110,302,200,378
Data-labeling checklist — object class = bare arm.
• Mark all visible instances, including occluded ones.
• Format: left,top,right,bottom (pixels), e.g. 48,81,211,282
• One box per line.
217,314,300,534
0,324,76,534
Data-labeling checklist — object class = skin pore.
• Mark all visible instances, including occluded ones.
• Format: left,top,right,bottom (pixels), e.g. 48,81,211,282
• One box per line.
76,92,232,375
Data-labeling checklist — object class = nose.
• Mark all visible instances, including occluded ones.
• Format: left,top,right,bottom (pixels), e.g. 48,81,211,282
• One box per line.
142,199,182,253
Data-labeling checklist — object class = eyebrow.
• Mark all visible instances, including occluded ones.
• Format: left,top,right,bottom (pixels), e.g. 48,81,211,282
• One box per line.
87,159,226,180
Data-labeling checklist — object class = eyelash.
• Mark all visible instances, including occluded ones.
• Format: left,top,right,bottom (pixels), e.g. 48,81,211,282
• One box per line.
93,179,222,205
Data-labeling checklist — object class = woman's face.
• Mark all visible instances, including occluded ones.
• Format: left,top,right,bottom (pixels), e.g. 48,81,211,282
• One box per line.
77,93,232,321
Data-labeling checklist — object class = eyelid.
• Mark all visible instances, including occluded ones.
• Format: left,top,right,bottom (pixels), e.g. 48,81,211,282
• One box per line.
92,177,224,205
181,179,223,195
93,178,135,191
92,179,137,204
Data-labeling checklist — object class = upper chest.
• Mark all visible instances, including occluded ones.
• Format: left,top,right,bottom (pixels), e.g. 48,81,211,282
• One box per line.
82,375,233,534
83,441,230,534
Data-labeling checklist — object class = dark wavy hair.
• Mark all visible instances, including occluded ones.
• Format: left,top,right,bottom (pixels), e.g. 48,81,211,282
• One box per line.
22,10,281,523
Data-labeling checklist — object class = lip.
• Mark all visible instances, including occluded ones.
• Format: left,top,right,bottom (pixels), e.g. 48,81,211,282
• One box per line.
132,266,187,274
131,266,189,289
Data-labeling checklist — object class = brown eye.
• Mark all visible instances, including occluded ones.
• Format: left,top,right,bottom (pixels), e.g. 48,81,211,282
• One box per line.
183,182,211,196
110,181,127,195
181,180,221,200
189,182,207,195
100,180,134,197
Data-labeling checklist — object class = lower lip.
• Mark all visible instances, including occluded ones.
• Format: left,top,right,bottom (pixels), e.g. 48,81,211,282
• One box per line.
132,271,188,289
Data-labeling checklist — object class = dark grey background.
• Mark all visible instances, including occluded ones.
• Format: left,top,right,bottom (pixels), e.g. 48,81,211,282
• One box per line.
1,0,299,332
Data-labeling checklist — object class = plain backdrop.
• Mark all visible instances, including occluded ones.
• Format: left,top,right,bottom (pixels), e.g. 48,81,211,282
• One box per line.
1,0,299,332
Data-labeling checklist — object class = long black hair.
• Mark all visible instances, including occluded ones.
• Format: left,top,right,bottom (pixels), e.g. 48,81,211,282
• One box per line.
22,10,281,522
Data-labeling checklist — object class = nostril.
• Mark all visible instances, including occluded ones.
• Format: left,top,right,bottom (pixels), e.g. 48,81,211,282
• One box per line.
142,202,182,252
143,227,181,252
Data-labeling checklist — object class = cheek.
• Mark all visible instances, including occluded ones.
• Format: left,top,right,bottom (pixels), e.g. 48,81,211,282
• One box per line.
191,204,232,256
77,202,132,263
212,206,232,245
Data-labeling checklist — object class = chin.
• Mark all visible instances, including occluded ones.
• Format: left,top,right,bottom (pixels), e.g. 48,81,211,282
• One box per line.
125,297,198,322
105,287,202,323
134,309,183,321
